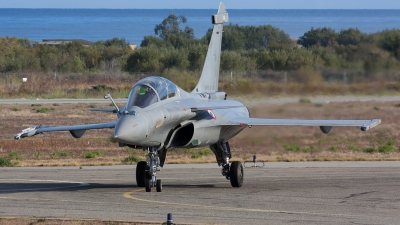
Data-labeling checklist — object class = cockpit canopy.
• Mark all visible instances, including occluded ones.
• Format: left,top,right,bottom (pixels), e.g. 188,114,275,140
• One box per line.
127,76,178,108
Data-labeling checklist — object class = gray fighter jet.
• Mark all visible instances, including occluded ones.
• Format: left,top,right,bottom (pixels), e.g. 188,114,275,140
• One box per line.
15,3,381,192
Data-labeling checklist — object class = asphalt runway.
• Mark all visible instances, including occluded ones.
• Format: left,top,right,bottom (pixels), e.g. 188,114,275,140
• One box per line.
1,162,400,224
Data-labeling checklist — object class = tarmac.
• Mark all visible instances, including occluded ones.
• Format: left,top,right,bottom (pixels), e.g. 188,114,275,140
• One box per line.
1,161,400,224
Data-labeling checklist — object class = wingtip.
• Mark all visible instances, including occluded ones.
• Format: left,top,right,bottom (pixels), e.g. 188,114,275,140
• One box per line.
360,119,381,131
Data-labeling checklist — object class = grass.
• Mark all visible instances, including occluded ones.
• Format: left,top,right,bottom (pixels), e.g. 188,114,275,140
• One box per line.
51,152,68,158
191,149,212,159
83,151,101,159
123,156,143,163
283,144,310,153
0,100,400,166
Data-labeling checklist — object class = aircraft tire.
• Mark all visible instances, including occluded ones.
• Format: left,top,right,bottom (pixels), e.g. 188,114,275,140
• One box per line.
230,161,244,187
156,179,162,192
145,178,152,192
136,161,147,187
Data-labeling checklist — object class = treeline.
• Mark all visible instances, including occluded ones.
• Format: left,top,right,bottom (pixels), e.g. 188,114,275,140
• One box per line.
0,37,132,73
1,14,400,75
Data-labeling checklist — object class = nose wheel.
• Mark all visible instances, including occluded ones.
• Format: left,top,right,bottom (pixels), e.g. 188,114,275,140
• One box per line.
137,147,163,192
145,177,162,192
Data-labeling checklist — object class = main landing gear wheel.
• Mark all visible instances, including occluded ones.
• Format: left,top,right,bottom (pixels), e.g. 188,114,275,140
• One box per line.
136,161,147,187
230,161,244,187
156,179,162,192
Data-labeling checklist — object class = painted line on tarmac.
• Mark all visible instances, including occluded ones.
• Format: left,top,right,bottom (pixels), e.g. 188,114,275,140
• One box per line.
0,179,89,192
123,189,358,218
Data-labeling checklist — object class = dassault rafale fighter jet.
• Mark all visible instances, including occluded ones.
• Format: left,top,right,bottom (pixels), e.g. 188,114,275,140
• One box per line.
15,3,381,192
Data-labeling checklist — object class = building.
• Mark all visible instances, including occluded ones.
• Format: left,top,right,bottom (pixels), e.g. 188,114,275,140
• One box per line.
35,39,93,47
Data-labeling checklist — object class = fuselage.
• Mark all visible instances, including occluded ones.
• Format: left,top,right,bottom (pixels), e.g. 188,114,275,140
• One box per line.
113,77,249,149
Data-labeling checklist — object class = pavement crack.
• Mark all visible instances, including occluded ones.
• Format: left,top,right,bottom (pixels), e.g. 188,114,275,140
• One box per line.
344,191,377,199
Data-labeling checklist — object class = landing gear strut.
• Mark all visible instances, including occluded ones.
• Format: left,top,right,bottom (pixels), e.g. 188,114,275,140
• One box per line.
136,147,162,192
210,141,244,187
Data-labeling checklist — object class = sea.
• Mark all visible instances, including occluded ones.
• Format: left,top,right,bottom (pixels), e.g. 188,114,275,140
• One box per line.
1,9,400,45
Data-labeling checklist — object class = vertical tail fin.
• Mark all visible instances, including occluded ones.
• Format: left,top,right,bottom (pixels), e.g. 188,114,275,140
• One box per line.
191,2,229,94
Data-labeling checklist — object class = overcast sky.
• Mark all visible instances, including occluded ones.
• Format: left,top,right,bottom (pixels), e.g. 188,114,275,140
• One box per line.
2,0,400,9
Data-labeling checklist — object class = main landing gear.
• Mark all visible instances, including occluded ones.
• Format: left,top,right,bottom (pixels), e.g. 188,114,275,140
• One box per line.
210,141,244,187
136,147,162,192
136,142,244,191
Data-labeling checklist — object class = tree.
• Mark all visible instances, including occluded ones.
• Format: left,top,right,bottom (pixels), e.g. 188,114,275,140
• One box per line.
140,36,170,48
154,14,194,41
126,45,160,72
221,25,246,51
337,28,368,46
298,27,338,48
376,29,400,58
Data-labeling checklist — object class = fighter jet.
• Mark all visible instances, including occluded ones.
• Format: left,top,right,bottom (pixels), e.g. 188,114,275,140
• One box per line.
14,3,381,192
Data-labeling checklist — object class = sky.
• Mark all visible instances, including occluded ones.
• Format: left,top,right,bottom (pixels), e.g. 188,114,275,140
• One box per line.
1,0,400,9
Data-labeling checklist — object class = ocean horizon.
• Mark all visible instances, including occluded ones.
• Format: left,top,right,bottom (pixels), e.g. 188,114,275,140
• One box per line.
1,9,400,45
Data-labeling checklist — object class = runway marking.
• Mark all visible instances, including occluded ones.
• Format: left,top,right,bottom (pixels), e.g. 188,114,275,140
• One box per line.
0,179,89,192
123,189,357,217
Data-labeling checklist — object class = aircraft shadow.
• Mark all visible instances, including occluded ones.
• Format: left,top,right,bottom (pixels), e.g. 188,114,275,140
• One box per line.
0,182,218,194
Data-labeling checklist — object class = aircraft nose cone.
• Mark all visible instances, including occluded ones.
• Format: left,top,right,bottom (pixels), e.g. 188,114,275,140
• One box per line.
114,115,146,145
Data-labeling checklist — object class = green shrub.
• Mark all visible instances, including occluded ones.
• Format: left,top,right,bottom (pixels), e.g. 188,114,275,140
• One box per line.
191,149,212,158
31,104,42,107
92,84,113,92
88,104,97,108
363,147,376,153
283,144,311,153
53,103,59,106
36,108,50,113
83,151,101,159
348,145,360,151
123,156,142,163
329,146,338,152
185,149,195,154
191,154,201,159
276,156,289,162
0,157,12,167
9,152,21,160
377,140,396,153
52,152,68,157
299,97,311,103
11,107,21,111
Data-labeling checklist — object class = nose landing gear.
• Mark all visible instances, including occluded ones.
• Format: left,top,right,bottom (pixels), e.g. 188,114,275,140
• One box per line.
136,147,163,192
